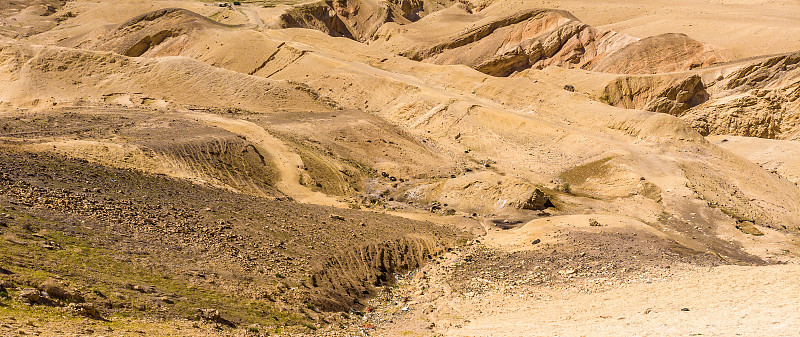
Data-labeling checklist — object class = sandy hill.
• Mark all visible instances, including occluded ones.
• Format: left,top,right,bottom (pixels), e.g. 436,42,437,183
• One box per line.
0,0,799,336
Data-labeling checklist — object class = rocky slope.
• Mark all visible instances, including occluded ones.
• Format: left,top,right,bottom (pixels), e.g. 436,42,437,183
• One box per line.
0,148,458,333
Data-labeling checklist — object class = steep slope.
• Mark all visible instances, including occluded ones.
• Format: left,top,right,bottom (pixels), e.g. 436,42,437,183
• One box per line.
91,8,237,57
275,0,464,41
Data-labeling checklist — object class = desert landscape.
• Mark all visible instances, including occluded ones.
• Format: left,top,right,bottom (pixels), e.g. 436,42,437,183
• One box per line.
0,0,799,336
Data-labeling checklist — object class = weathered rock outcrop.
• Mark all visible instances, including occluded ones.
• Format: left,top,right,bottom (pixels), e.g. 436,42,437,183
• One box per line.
721,52,800,91
681,52,800,139
642,75,710,115
593,50,799,140
417,10,638,76
370,5,724,76
277,0,458,42
601,74,710,115
273,1,725,77
683,90,791,139
279,0,392,41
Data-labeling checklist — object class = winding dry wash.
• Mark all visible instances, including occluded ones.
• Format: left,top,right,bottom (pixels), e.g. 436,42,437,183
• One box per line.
1,1,799,336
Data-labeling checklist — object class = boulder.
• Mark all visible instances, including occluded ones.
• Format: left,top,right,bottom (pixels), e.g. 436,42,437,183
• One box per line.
642,75,709,115
68,302,104,320
39,278,84,303
198,308,236,327
520,189,553,210
19,288,42,304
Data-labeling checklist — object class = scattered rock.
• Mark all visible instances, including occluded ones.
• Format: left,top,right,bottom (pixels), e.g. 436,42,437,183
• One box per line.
735,221,764,236
521,189,553,210
68,303,104,320
531,239,541,245
128,284,156,294
329,214,345,221
681,307,690,312
564,84,575,92
558,269,577,276
41,242,61,250
39,279,83,303
197,308,235,327
19,288,42,304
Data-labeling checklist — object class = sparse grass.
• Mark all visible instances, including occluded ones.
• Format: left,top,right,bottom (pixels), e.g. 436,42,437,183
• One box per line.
285,136,367,197
0,147,458,335
735,221,765,236
0,301,249,336
0,209,313,329
559,157,614,187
